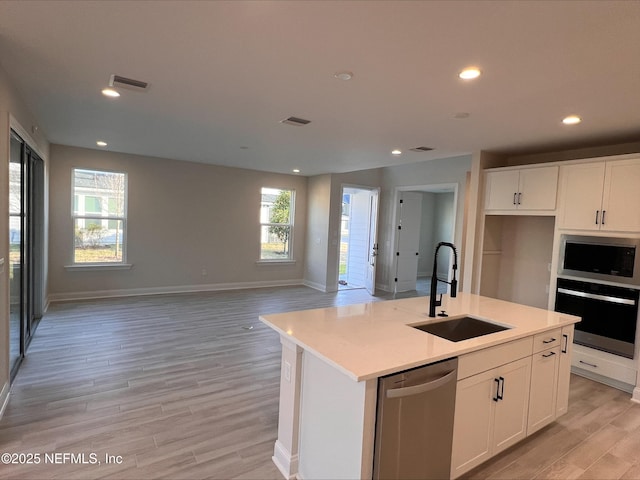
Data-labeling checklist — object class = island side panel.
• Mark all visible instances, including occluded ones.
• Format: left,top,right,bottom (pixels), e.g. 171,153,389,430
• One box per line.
298,351,377,480
273,337,303,479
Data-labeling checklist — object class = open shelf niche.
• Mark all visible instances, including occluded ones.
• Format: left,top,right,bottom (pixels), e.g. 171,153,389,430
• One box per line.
480,215,556,310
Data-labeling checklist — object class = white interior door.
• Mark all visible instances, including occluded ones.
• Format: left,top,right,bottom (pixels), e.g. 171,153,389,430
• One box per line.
365,189,379,295
395,192,422,292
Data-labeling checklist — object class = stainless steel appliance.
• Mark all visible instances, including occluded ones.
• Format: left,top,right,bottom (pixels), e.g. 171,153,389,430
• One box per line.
558,235,640,286
555,278,639,358
373,357,457,480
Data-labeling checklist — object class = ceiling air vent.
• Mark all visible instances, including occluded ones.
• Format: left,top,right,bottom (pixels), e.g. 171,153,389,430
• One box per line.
280,116,311,126
409,146,434,152
109,74,149,91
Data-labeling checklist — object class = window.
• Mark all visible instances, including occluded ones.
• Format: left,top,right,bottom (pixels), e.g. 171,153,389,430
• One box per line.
72,168,127,264
260,187,294,260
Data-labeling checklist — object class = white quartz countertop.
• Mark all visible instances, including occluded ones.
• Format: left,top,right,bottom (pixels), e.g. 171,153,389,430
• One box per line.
259,293,581,382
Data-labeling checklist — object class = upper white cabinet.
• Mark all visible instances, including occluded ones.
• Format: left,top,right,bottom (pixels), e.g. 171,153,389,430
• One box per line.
559,157,640,232
485,166,559,212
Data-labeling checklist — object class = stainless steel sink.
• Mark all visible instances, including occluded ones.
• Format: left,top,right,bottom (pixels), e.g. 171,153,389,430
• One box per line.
411,316,511,342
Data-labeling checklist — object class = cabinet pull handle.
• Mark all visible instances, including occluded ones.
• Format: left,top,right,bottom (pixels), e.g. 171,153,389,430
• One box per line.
595,210,599,224
513,193,517,205
498,376,505,400
386,370,457,398
542,338,556,344
562,334,568,354
542,351,556,358
493,378,500,402
518,192,522,205
602,210,606,225
579,360,598,368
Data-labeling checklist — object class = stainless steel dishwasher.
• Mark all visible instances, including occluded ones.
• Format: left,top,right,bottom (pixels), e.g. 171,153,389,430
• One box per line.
373,357,458,480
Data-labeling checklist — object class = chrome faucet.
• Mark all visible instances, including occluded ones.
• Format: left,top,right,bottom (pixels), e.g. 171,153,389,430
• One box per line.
429,242,458,317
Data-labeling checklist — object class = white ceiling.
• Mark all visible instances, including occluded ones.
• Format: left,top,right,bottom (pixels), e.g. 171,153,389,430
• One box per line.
1,1,639,176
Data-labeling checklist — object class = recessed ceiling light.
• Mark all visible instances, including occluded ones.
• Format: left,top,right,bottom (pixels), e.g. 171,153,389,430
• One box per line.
334,71,354,81
292,169,301,173
562,115,582,125
96,141,107,147
391,149,402,156
459,67,481,80
101,88,120,98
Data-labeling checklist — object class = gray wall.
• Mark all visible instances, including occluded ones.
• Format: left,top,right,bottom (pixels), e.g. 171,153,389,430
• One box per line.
303,175,331,290
48,145,308,300
434,192,455,277
417,193,436,276
377,155,471,291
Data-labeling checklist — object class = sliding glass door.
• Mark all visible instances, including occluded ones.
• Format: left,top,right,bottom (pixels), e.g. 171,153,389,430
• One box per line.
9,130,44,381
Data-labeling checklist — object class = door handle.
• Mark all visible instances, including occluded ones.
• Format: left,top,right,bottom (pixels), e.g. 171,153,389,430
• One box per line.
562,334,568,353
602,210,606,225
542,337,556,344
557,288,636,305
493,378,500,402
595,210,599,225
542,351,556,358
498,376,505,400
517,192,522,205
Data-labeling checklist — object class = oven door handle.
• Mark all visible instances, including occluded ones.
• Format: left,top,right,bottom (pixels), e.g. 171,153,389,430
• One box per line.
557,287,637,306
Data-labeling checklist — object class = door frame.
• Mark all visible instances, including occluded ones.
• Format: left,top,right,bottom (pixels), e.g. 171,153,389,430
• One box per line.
336,184,381,293
8,116,47,383
389,183,459,294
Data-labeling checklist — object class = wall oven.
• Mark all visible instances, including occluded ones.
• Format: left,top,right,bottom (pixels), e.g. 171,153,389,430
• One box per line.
555,278,639,359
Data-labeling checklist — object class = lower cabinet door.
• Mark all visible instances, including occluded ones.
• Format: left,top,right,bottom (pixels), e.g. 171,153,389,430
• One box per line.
528,346,560,434
450,369,496,478
492,357,532,454
556,326,574,417
451,357,533,479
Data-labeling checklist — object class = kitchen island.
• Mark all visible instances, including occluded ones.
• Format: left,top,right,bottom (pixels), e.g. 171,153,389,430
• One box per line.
260,292,580,480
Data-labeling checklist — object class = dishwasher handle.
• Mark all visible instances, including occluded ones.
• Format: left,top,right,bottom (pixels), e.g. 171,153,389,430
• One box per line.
386,369,457,398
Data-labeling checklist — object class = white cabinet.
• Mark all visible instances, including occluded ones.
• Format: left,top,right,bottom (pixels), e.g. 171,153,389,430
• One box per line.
556,325,574,417
528,328,561,435
485,166,558,212
528,352,560,434
451,356,531,478
452,327,576,479
559,157,640,232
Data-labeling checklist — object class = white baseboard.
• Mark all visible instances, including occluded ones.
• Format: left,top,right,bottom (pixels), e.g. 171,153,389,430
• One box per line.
571,366,635,394
48,279,305,303
0,382,10,419
272,440,298,480
633,386,640,404
302,280,327,292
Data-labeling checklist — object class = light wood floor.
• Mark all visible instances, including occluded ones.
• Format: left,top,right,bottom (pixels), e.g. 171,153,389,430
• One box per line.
0,286,639,479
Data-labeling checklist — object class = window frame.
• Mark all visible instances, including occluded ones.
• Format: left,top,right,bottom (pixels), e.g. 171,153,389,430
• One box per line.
259,187,295,262
71,167,128,266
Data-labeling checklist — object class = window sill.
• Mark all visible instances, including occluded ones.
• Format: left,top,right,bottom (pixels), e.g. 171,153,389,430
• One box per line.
255,260,296,266
65,263,133,271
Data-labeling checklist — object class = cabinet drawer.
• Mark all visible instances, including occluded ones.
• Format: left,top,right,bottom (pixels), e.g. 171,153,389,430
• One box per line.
533,328,561,354
572,349,637,385
458,337,533,380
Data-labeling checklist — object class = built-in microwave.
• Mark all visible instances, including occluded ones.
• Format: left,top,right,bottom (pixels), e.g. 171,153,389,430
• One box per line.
558,235,640,286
